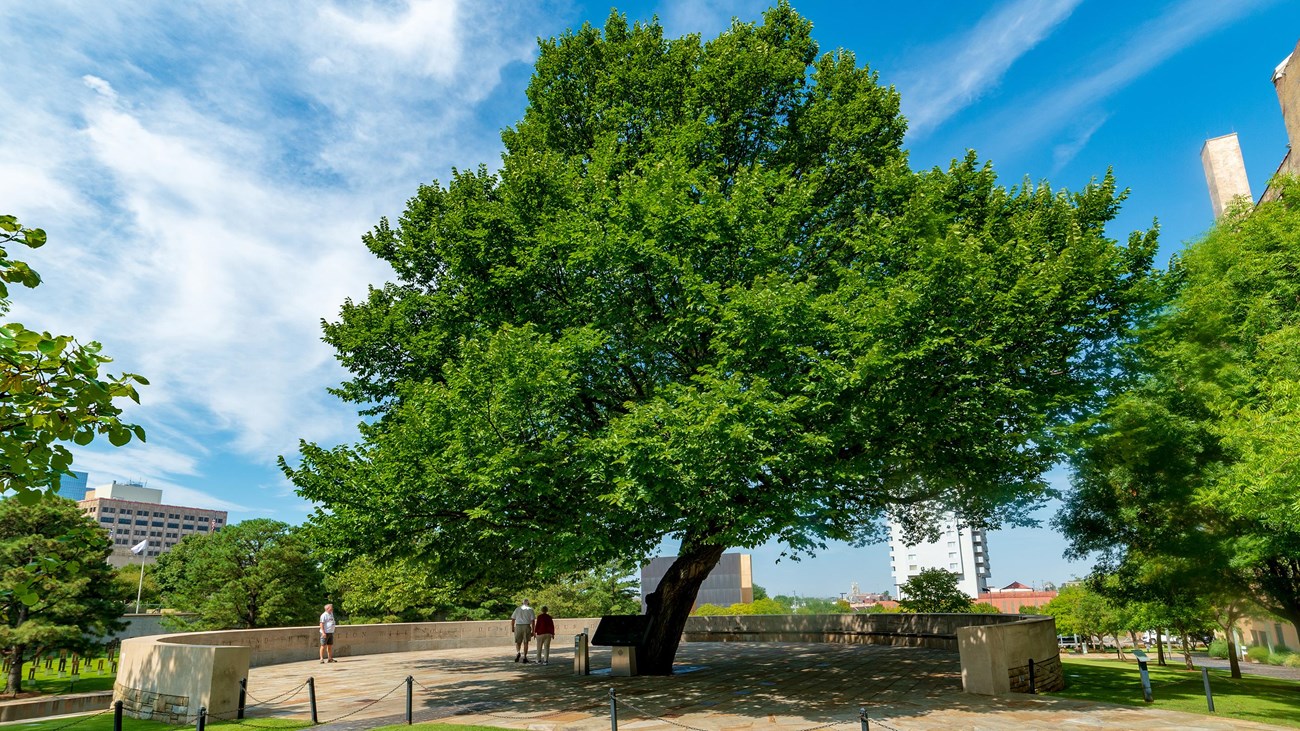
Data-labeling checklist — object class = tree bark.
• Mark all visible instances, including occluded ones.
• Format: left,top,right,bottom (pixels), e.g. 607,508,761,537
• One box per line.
638,541,726,675
1155,628,1166,666
4,644,25,696
1179,632,1194,670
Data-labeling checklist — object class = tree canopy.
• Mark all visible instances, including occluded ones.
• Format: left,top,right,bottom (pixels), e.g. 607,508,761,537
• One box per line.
897,568,974,613
284,3,1158,673
0,214,147,501
0,497,125,694
154,519,324,630
1056,181,1300,647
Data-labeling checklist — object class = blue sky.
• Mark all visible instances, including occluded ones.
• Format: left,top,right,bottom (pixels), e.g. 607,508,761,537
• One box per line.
2,0,1297,598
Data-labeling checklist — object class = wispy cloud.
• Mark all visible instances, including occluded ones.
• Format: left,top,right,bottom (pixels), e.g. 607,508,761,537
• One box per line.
897,0,1083,137
1052,114,1110,172
655,0,766,39
996,0,1275,154
0,0,554,513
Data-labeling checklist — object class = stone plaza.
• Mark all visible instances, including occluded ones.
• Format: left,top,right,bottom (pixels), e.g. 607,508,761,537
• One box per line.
235,643,1284,731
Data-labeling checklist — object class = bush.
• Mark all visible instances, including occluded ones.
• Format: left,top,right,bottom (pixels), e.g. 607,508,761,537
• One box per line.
1284,653,1300,668
1246,645,1270,663
1267,651,1293,666
1207,639,1229,659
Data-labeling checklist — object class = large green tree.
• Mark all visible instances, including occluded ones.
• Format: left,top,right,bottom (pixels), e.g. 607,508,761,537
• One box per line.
0,497,125,694
284,5,1157,673
154,519,324,630
1,215,147,501
1057,182,1300,658
896,568,973,614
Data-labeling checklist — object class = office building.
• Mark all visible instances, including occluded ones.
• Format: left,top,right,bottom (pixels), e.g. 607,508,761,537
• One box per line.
78,481,228,567
640,553,753,612
54,470,89,501
888,512,991,600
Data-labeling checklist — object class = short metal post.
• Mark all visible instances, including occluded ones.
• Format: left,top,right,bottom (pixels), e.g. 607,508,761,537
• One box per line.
238,678,247,719
609,687,618,731
1138,660,1153,702
1028,658,1036,694
114,700,123,731
196,706,207,731
406,675,414,725
1202,667,1215,712
859,705,870,731
308,676,318,724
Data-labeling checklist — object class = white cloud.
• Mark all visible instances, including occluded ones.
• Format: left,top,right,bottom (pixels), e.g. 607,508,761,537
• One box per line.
1052,114,1110,172
997,0,1273,152
0,1,553,513
897,0,1083,137
655,0,765,38
317,0,461,80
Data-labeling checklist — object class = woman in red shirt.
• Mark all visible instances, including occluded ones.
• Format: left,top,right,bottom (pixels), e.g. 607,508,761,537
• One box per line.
533,606,556,664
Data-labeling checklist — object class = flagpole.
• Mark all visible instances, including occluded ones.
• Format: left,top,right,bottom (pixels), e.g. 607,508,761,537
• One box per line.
135,550,146,613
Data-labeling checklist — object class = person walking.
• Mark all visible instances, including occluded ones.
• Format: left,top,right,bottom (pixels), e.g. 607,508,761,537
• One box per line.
533,605,555,664
510,599,536,663
319,603,337,663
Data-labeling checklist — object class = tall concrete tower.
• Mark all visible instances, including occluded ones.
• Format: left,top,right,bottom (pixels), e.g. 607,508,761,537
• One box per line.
1201,133,1252,220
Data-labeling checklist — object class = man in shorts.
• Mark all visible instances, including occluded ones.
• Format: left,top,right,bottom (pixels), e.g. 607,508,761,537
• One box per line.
319,603,337,663
510,599,535,663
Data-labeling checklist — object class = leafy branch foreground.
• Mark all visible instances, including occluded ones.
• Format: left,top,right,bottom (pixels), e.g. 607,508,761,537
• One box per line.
1048,656,1300,729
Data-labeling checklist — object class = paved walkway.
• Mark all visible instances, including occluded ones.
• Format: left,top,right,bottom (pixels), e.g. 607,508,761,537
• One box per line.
239,643,1289,731
1194,656,1300,681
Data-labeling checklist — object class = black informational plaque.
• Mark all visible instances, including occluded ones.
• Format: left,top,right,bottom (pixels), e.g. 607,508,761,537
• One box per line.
591,615,649,646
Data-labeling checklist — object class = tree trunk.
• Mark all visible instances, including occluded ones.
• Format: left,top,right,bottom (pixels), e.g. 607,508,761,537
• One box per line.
638,541,726,675
1155,628,1166,666
4,644,24,695
1179,632,1194,670
1226,635,1241,679
1213,602,1242,680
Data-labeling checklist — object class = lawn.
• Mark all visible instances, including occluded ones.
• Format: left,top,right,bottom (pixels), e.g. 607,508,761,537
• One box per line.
1047,655,1300,728
1,715,311,731
3,657,118,696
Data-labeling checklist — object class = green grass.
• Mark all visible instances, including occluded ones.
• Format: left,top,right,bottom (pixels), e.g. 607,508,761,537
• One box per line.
1,715,311,731
1047,655,1300,728
371,725,515,731
5,658,118,696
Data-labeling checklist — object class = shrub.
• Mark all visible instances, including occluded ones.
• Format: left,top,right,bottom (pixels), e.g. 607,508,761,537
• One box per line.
1246,645,1270,663
1207,639,1229,659
1284,653,1300,668
1267,651,1293,666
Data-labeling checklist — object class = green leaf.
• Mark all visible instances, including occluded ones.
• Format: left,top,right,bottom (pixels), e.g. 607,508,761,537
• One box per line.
108,425,132,447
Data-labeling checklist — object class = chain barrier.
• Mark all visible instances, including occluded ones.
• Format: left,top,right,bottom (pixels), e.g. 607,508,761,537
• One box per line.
315,676,409,725
244,680,310,707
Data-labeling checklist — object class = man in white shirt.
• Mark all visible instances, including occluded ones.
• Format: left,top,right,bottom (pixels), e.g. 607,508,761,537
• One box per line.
510,599,535,663
319,603,337,663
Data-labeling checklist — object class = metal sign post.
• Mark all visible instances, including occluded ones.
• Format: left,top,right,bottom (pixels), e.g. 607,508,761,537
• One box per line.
1133,650,1153,703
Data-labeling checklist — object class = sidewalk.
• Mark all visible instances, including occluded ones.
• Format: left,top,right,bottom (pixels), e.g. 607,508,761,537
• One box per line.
240,642,1289,731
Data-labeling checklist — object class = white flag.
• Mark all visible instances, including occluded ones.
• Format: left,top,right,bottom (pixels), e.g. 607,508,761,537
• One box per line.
130,539,148,555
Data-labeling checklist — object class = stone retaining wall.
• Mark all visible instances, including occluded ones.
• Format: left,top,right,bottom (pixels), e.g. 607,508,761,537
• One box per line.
115,612,1058,718
956,615,1063,695
1007,654,1064,693
0,691,114,723
683,612,1028,650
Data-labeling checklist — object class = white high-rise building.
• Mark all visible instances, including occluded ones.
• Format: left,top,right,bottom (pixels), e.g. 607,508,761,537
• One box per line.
887,512,991,600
